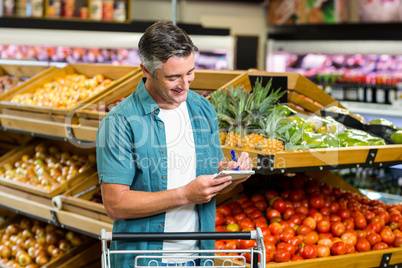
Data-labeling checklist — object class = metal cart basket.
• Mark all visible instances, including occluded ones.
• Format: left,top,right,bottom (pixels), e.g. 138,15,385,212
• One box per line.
101,228,266,268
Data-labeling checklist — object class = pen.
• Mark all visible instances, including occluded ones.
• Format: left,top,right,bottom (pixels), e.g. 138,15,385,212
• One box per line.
231,150,239,171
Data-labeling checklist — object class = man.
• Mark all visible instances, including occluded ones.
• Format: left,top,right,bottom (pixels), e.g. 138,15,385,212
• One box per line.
96,20,253,268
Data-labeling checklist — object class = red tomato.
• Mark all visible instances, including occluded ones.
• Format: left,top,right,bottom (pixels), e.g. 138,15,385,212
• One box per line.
289,189,305,202
310,212,323,223
372,242,388,250
249,210,263,219
216,225,226,232
316,244,330,258
317,238,333,248
364,211,376,222
343,218,355,230
216,212,225,226
331,241,346,255
304,231,319,245
299,244,317,259
284,200,294,209
264,190,278,202
291,255,304,261
309,196,324,209
254,200,268,212
259,226,271,237
253,216,267,224
288,236,304,252
217,205,232,217
266,209,281,220
244,206,258,215
296,225,311,236
268,222,283,236
329,214,342,222
367,222,382,233
280,228,296,243
237,239,257,249
355,238,371,252
280,190,291,200
279,221,290,231
380,229,396,245
337,208,351,220
283,208,295,220
241,200,255,209
320,207,330,216
394,237,402,247
237,196,250,205
331,221,346,237
341,232,357,246
302,217,317,230
233,213,248,222
224,240,238,249
367,233,382,246
255,221,268,229
272,199,287,214
356,230,367,239
354,215,367,230
370,216,386,228
224,216,237,225
295,206,309,215
320,185,332,196
265,235,278,245
273,248,291,263
250,193,265,203
277,242,295,258
345,244,356,254
332,187,344,199
215,240,225,250
316,220,330,233
239,220,255,230
329,202,340,214
288,214,302,226
232,206,243,215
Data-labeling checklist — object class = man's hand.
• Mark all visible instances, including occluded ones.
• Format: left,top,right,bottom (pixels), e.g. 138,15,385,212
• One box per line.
180,174,233,204
217,152,254,193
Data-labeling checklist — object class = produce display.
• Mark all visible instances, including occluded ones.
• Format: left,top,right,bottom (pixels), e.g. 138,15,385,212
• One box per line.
9,73,114,109
0,142,96,191
0,75,27,97
208,79,389,155
215,173,402,264
0,216,87,267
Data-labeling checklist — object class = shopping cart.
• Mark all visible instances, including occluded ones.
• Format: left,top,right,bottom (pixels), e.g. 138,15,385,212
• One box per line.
101,228,266,268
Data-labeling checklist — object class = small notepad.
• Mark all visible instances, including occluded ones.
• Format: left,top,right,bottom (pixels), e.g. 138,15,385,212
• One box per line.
213,170,255,181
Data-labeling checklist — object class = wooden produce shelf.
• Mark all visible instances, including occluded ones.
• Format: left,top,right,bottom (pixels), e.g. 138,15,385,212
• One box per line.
216,246,402,268
223,144,402,175
247,70,345,114
0,184,112,238
52,172,112,224
0,64,141,138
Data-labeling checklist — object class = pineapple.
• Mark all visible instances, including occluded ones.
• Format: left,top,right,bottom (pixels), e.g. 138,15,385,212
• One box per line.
219,131,227,145
209,78,286,151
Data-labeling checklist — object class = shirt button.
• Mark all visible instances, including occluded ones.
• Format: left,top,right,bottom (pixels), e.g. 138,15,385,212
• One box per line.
159,224,163,228
162,150,166,154
159,125,163,129
162,175,166,179
158,248,161,250
100,174,103,177
155,110,158,114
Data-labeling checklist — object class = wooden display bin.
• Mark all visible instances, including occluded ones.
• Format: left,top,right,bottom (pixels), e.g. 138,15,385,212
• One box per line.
52,172,112,223
0,216,100,268
0,139,96,198
0,64,58,100
0,64,141,138
72,69,251,142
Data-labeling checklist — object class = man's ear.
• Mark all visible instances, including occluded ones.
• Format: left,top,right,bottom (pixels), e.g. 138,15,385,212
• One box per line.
140,63,152,79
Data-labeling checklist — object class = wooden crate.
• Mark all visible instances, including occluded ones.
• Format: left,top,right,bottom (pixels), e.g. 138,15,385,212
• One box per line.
247,70,345,114
0,139,96,198
71,69,251,142
53,172,112,223
216,246,402,268
0,64,141,126
0,64,58,100
76,71,144,128
0,216,100,268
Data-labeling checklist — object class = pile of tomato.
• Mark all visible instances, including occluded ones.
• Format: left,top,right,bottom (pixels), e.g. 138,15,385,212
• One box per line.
215,174,402,264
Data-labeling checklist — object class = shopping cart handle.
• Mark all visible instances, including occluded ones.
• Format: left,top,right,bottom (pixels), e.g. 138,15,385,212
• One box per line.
107,231,256,241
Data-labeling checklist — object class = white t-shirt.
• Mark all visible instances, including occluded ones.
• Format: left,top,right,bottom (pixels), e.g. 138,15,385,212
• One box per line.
157,102,199,262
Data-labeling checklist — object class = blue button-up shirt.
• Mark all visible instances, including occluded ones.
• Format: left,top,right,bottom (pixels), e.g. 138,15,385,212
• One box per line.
97,78,224,268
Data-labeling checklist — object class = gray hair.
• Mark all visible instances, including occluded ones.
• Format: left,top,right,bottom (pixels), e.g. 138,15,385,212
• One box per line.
138,21,198,77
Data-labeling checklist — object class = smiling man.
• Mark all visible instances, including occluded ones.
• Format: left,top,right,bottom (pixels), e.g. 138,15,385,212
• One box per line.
96,21,253,268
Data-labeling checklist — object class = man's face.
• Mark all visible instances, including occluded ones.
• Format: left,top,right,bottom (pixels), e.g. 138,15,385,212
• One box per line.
144,54,195,110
